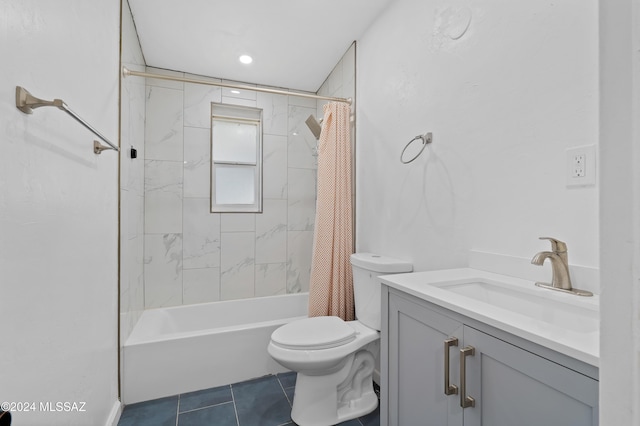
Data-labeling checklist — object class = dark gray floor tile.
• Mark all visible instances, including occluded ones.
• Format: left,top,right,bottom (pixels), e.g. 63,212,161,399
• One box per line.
179,385,233,413
118,396,178,426
283,387,295,406
178,402,237,426
336,419,362,426
358,402,380,426
233,375,292,426
276,371,297,388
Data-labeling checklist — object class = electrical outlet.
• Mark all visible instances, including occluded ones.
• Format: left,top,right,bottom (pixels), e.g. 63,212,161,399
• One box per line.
573,154,585,177
566,145,596,187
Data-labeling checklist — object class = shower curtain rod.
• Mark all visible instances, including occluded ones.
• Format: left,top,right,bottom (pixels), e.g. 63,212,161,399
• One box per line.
122,67,352,105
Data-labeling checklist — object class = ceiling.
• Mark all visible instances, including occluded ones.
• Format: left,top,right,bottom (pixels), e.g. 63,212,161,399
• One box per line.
128,0,393,92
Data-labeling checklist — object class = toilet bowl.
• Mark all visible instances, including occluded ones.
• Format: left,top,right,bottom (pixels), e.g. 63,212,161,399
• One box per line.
267,253,412,426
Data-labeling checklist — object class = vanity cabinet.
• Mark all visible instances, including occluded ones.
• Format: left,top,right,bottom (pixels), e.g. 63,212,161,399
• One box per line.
382,288,599,426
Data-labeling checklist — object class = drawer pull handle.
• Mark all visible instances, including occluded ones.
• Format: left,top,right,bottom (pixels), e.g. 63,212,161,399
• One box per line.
460,346,476,408
444,337,459,395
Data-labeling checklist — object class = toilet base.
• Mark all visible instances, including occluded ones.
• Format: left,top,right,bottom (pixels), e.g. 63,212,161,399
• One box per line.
290,346,378,426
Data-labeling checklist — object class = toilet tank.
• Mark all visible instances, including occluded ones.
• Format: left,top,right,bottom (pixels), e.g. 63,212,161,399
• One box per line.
350,253,413,330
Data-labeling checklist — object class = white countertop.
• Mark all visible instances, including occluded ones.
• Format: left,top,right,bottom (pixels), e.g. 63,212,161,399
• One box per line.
379,268,599,367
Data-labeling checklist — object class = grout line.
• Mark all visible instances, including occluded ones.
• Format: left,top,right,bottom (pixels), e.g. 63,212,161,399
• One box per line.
177,400,235,415
276,375,293,407
180,87,185,307
230,384,241,426
175,394,181,426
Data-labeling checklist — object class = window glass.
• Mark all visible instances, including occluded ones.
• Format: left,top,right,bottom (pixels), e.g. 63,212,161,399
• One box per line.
214,165,256,205
211,120,257,163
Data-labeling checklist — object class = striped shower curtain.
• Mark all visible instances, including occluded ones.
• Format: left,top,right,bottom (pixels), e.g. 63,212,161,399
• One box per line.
308,102,354,321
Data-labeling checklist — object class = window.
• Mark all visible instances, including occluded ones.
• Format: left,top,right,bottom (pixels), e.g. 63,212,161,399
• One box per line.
211,103,263,213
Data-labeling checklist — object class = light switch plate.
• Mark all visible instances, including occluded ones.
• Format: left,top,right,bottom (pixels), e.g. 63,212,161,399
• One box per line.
566,145,596,187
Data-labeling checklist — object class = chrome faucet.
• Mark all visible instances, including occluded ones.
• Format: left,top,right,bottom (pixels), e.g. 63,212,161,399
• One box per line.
531,237,593,297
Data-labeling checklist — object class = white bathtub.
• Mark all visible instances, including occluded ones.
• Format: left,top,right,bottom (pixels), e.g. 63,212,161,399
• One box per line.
122,293,308,404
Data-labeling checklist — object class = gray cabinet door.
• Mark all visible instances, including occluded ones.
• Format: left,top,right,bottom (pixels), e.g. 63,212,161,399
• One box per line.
387,293,464,426
462,326,599,426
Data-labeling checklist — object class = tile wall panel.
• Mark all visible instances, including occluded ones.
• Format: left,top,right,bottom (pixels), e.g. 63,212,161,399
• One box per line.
183,198,221,269
145,86,184,160
144,160,183,234
256,199,287,264
184,126,211,198
144,233,183,308
220,232,256,300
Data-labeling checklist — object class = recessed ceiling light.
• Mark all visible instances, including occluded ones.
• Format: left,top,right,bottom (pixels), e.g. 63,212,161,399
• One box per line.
239,55,253,64
230,90,241,94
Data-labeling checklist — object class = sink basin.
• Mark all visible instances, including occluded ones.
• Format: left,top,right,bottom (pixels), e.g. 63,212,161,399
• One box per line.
379,268,600,366
431,279,598,334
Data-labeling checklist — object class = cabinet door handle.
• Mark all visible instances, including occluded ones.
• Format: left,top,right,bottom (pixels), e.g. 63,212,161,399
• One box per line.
460,346,476,408
444,337,459,395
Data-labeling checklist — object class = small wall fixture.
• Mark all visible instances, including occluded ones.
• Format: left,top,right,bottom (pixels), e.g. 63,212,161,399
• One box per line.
400,132,433,164
305,115,322,140
15,86,118,155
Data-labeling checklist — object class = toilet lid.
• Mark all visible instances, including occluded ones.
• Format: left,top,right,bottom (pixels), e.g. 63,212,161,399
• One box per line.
271,316,356,350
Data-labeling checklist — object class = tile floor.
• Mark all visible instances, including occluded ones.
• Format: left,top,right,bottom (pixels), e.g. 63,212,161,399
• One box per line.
118,372,380,426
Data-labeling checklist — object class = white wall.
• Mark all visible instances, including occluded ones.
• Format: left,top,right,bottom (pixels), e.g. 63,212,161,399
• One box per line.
599,0,640,424
0,1,120,425
356,0,599,282
357,0,640,423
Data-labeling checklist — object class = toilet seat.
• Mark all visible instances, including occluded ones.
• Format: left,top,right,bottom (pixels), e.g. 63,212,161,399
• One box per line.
270,316,356,350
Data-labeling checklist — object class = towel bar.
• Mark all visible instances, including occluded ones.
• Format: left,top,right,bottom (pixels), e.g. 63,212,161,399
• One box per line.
15,86,118,154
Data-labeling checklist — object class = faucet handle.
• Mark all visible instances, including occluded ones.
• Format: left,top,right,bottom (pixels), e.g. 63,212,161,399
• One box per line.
538,237,567,253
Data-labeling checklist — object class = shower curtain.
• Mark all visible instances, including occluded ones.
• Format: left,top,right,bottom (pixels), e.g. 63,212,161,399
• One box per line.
308,102,354,321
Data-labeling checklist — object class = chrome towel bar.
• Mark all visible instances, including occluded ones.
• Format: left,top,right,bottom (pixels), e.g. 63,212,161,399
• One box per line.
15,86,119,154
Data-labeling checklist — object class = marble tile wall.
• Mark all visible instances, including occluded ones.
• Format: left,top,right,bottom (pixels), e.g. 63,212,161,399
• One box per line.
143,68,320,308
316,42,357,248
317,42,356,108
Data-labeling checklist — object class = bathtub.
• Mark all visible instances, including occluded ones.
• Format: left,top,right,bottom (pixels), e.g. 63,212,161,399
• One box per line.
122,293,308,404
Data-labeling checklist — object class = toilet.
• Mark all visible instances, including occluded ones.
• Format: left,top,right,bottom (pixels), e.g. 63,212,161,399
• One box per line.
268,253,412,426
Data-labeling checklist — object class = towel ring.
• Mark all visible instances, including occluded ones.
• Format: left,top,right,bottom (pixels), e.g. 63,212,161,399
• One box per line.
400,132,433,164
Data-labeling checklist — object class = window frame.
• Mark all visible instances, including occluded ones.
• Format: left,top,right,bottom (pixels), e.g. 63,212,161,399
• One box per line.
210,104,263,213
